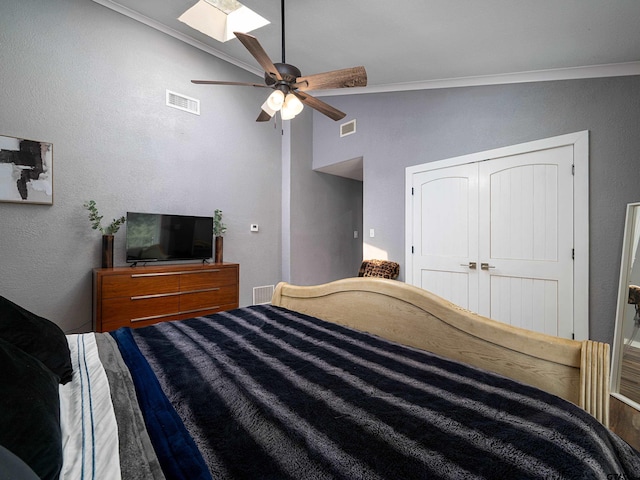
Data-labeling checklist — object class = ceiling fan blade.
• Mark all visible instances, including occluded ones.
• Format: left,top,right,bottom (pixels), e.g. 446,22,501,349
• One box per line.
294,66,367,91
293,91,346,121
191,80,268,88
256,109,272,122
233,32,282,81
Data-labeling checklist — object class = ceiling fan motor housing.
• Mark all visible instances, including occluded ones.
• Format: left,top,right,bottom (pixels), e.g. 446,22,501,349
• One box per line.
266,63,302,85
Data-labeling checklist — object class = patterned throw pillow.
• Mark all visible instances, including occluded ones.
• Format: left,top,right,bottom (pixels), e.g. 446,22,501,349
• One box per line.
358,260,400,279
629,285,640,305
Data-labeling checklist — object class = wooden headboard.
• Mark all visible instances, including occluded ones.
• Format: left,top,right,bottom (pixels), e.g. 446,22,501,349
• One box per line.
272,277,610,426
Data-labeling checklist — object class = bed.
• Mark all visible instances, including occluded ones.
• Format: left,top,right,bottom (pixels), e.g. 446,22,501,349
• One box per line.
1,278,639,480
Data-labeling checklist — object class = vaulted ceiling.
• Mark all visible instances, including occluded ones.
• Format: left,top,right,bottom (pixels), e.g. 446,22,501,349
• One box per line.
93,0,640,93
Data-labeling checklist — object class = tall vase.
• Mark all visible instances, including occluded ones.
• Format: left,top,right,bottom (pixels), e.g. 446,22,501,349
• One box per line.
102,234,114,268
214,236,223,263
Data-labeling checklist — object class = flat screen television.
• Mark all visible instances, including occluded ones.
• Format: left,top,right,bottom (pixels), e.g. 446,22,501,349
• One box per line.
125,212,213,263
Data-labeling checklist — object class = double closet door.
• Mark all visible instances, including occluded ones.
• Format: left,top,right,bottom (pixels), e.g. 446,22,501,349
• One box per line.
409,143,575,338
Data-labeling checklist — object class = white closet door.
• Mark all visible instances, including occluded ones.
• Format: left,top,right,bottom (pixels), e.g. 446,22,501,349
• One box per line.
411,163,478,311
478,145,574,337
408,140,579,338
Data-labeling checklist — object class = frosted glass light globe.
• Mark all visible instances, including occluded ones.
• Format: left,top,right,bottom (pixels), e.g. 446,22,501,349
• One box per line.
283,93,304,116
266,90,285,111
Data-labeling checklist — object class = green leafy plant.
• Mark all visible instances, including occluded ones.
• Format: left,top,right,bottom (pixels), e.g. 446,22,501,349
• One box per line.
84,200,126,235
213,209,227,237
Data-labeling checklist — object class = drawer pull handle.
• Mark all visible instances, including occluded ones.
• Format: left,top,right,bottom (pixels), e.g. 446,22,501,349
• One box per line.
131,269,221,278
131,312,178,323
131,306,221,323
131,292,181,300
131,287,221,301
180,307,221,316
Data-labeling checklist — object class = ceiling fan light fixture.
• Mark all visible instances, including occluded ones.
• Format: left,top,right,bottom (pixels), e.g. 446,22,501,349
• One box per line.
266,90,285,111
260,100,276,118
190,0,366,122
282,93,304,116
280,107,296,121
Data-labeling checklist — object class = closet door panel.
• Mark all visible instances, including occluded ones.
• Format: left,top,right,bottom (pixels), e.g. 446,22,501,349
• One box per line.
478,145,574,337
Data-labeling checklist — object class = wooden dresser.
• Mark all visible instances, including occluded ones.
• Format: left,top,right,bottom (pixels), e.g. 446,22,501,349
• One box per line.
93,263,239,332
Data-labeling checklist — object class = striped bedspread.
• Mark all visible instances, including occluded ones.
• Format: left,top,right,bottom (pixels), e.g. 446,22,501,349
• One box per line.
110,305,640,480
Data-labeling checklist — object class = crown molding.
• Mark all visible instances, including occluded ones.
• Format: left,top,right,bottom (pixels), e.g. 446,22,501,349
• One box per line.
313,62,640,97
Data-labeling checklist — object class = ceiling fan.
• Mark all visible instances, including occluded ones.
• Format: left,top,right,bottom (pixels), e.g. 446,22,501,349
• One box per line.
191,0,367,122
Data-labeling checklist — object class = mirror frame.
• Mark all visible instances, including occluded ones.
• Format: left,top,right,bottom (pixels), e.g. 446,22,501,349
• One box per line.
611,201,640,410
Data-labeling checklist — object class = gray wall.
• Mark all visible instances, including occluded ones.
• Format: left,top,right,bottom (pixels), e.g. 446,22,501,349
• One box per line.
312,76,640,345
289,110,363,285
0,0,283,332
5,0,635,347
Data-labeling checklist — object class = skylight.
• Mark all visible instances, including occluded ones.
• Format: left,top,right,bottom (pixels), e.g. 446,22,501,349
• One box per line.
178,0,270,43
204,0,242,15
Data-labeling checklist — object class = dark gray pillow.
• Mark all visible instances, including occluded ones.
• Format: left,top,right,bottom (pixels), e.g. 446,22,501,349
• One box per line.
0,444,40,480
0,338,63,480
0,295,72,384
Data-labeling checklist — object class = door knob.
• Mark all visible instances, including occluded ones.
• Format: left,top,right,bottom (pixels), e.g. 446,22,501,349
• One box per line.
481,262,495,270
460,262,477,269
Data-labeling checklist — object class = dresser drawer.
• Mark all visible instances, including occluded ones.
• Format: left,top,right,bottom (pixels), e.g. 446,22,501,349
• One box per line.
102,295,180,328
180,285,238,313
180,268,237,291
102,273,180,298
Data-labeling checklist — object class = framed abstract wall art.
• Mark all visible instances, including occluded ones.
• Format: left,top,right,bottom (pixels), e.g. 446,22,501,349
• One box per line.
0,135,53,205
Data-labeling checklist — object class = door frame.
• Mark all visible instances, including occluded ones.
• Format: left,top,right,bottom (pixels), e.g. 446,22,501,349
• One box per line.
405,131,589,340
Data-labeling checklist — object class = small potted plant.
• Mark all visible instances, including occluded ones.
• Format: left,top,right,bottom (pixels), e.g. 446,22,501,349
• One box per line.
213,209,226,263
84,200,126,268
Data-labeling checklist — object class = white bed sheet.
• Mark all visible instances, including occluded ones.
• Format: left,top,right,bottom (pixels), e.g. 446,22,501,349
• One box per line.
59,333,121,480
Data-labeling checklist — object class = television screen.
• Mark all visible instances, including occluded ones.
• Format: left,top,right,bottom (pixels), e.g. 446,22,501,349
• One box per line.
125,212,213,263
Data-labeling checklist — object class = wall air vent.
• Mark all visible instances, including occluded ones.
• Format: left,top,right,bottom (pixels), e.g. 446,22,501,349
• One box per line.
166,90,200,115
253,285,275,305
340,119,356,137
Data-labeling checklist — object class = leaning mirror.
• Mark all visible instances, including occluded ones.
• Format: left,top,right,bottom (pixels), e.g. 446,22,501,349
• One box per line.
612,202,640,410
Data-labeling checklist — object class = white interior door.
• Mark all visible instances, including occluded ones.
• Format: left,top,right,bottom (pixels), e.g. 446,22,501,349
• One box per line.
406,132,588,340
477,146,574,337
412,163,478,311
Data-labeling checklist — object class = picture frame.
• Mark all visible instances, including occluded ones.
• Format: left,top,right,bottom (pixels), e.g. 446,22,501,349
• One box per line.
0,134,53,205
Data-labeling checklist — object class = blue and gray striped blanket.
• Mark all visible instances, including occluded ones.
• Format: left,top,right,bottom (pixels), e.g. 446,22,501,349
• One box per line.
111,305,640,480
